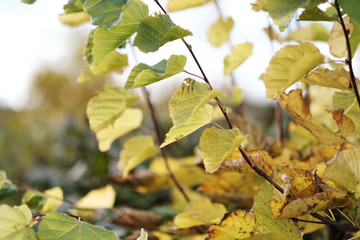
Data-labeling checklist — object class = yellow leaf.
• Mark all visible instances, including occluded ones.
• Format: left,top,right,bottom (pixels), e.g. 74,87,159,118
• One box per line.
270,176,351,219
207,209,255,240
263,42,324,99
58,12,90,27
76,184,115,209
167,0,209,12
328,16,354,58
224,42,253,76
284,23,329,42
118,135,158,177
301,67,354,90
41,187,63,214
199,172,259,207
208,16,234,47
325,148,360,198
173,199,227,228
280,89,354,145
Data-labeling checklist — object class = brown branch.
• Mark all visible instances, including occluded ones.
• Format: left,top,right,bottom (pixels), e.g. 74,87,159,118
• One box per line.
311,213,359,232
153,0,284,194
334,0,360,109
140,87,190,202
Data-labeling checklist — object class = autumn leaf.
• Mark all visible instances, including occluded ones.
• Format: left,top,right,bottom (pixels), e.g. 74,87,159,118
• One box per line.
284,23,329,42
270,175,351,219
112,207,163,230
167,0,209,12
224,42,253,76
263,42,324,100
333,91,356,113
76,184,116,209
328,16,354,58
199,127,246,173
173,199,227,228
280,89,355,145
206,209,256,240
198,171,259,207
58,12,90,27
208,16,234,47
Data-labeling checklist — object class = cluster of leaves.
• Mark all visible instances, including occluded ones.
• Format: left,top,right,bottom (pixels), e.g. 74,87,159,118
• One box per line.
5,0,360,239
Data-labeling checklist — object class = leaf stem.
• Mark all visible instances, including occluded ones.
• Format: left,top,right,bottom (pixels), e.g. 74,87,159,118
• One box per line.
153,0,284,194
334,0,360,109
182,69,204,80
140,87,190,202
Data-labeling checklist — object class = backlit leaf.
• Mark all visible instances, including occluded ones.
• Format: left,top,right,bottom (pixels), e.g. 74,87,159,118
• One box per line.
58,12,90,27
224,42,253,76
96,108,143,151
41,187,63,214
199,127,246,173
118,136,158,177
167,0,209,12
270,176,351,219
332,91,355,113
0,204,37,240
255,0,308,31
299,6,337,21
125,55,186,89
91,0,148,67
326,148,360,199
160,79,222,147
83,0,127,29
350,18,360,57
87,85,138,131
76,184,115,209
134,14,192,53
208,16,234,47
328,16,354,58
284,23,329,42
63,0,83,14
280,90,354,145
263,42,324,100
338,0,360,23
253,183,302,240
38,212,117,240
300,67,354,90
78,50,128,83
0,171,17,200
207,209,255,240
199,171,259,207
173,199,227,228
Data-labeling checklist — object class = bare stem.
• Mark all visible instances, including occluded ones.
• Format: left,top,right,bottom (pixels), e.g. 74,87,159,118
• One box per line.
140,87,190,202
183,69,204,80
334,0,360,109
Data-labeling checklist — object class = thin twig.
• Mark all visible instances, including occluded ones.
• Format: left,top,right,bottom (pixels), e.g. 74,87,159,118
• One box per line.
140,87,190,202
211,120,225,129
334,0,360,109
153,0,284,194
182,69,205,80
311,213,359,232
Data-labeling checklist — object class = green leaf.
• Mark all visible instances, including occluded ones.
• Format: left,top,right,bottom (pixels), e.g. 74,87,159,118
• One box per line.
332,91,355,113
160,79,222,148
208,16,234,47
137,229,148,240
299,6,337,21
78,50,128,83
134,14,192,53
96,108,143,152
125,55,186,89
58,12,90,27
263,42,324,100
256,0,308,31
325,148,360,198
63,0,84,14
284,23,329,42
83,0,127,29
0,204,37,240
21,0,36,4
224,42,253,76
118,136,158,177
87,85,138,132
0,171,17,200
41,187,63,214
338,0,360,23
167,0,209,12
38,212,118,240
199,127,246,173
22,189,45,212
91,0,148,68
84,30,95,65
350,18,360,58
253,183,302,240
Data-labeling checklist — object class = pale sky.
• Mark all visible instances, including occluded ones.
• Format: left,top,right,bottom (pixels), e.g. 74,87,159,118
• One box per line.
0,0,314,110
